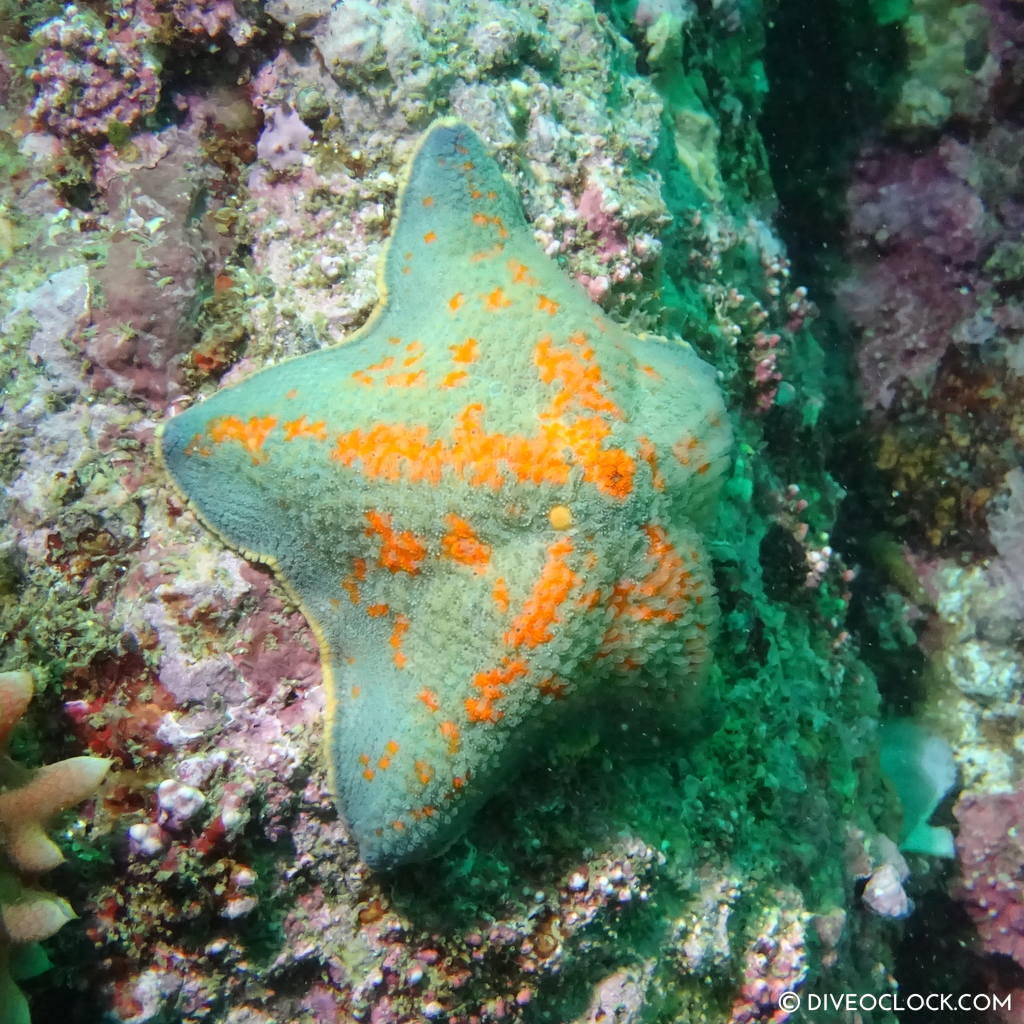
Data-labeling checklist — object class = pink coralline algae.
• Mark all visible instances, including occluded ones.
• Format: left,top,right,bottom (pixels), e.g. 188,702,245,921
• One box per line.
83,124,235,402
256,106,314,171
28,5,161,140
578,184,629,259
954,788,1024,967
840,142,987,409
729,900,808,1024
172,0,254,44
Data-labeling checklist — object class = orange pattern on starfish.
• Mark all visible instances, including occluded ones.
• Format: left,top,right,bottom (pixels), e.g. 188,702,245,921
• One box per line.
209,415,277,457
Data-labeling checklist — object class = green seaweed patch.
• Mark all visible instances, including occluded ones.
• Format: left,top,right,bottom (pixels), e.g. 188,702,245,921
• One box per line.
871,0,912,26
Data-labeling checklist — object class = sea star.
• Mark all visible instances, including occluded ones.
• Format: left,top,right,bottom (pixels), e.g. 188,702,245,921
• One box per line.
159,120,732,869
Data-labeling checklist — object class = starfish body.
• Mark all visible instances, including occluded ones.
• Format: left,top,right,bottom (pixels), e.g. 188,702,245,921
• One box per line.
159,121,732,868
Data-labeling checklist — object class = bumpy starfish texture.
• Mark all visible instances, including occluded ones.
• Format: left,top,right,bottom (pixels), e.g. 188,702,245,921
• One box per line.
159,120,732,869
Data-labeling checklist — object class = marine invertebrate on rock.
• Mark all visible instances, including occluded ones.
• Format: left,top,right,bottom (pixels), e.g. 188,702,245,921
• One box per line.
27,5,161,142
954,787,1024,968
160,120,732,869
729,894,808,1024
0,670,111,1024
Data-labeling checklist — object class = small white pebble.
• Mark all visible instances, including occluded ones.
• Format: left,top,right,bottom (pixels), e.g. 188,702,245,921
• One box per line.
221,895,258,919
